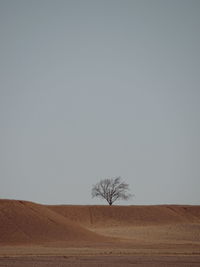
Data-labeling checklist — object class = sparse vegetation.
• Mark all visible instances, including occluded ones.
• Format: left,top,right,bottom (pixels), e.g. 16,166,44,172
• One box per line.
91,177,133,205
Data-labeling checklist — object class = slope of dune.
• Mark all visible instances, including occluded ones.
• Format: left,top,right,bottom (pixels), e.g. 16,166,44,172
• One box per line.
48,204,200,227
0,200,106,245
1,199,200,247
48,204,200,247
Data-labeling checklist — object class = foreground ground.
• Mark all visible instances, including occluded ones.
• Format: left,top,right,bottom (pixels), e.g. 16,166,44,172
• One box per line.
0,200,200,266
1,244,200,267
1,238,200,266
1,255,200,267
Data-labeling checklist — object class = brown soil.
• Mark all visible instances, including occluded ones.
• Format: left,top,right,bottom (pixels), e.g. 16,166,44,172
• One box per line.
48,204,200,226
0,200,107,245
1,199,200,266
1,255,200,267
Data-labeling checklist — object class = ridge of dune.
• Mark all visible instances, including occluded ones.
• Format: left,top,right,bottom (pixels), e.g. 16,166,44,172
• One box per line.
0,199,107,245
48,204,200,227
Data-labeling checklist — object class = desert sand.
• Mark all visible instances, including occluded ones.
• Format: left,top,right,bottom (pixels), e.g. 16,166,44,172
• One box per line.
0,199,200,266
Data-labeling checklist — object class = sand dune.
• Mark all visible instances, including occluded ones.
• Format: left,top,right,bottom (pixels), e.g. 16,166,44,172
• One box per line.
48,204,200,227
1,199,200,248
47,204,200,246
1,199,200,266
0,200,106,245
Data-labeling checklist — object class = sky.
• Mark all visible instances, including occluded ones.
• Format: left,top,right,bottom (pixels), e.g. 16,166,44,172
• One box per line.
0,0,199,205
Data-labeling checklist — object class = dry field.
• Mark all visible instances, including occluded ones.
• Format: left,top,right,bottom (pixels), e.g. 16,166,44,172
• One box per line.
0,200,200,266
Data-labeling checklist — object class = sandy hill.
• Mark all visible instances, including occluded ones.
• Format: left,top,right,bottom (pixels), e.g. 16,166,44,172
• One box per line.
0,200,106,245
48,205,200,227
48,204,200,245
1,200,199,247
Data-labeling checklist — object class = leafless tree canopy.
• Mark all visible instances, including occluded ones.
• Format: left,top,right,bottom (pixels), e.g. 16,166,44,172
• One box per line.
91,177,132,205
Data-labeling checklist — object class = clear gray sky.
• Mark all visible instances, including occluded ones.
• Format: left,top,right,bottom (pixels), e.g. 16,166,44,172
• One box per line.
0,0,199,205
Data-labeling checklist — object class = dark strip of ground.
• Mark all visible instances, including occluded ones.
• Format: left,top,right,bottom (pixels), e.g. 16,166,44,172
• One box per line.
0,255,200,267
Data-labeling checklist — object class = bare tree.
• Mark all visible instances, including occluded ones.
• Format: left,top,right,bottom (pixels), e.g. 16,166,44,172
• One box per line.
91,177,132,206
